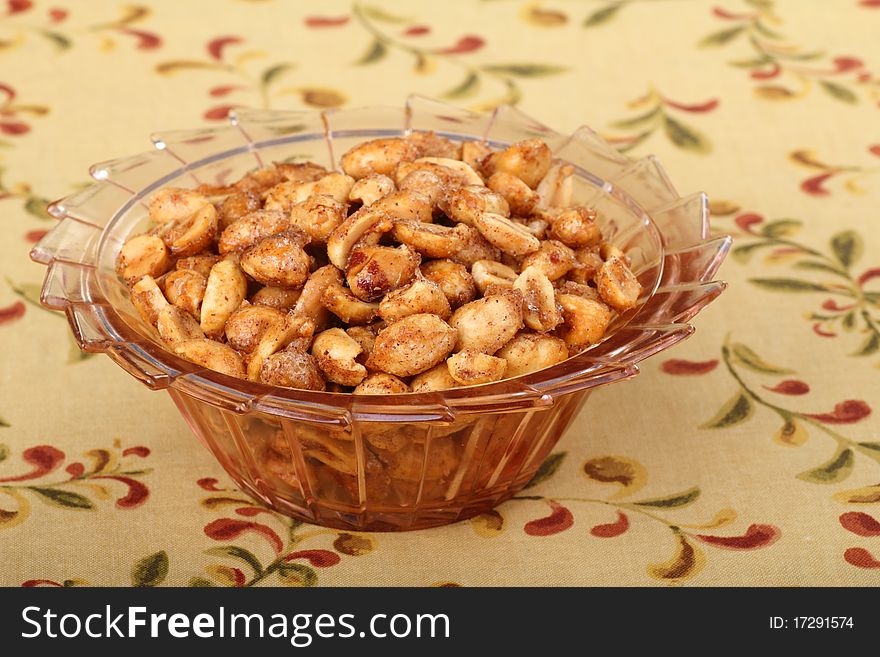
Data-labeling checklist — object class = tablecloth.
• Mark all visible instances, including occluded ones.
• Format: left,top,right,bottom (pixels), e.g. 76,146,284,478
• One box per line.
1,0,879,587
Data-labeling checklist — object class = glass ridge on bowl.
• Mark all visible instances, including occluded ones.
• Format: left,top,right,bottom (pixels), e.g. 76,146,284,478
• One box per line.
31,96,730,531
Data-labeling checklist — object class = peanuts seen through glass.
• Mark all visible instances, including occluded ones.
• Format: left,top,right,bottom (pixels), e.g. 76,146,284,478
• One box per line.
117,134,641,394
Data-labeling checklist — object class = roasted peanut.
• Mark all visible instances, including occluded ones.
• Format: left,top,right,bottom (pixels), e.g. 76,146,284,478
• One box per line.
156,305,205,346
218,209,289,254
218,191,260,230
174,338,245,378
556,293,612,349
263,179,315,212
391,220,471,259
160,203,218,257
599,241,627,263
321,274,380,325
394,160,474,189
372,189,433,223
260,349,325,390
487,171,539,216
149,187,211,225
496,333,568,377
523,217,549,240
288,195,346,242
234,167,286,194
341,137,421,179
200,258,247,338
449,230,502,267
520,239,576,281
326,206,394,269
556,280,600,301
162,268,207,319
447,349,507,386
240,231,311,289
130,275,169,326
225,303,286,353
398,169,446,206
246,313,315,381
481,138,552,188
366,313,457,377
568,246,603,284
514,266,563,332
550,207,601,248
295,264,344,329
410,362,459,392
117,234,172,281
345,323,383,359
313,172,356,204
420,259,476,309
346,244,420,302
378,278,451,322
175,254,220,278
276,161,328,184
414,157,483,186
406,131,461,159
461,140,492,171
311,328,368,386
348,174,395,207
449,290,523,354
439,185,509,226
353,372,410,395
471,259,517,295
536,163,574,209
473,212,541,256
249,285,302,311
596,255,641,311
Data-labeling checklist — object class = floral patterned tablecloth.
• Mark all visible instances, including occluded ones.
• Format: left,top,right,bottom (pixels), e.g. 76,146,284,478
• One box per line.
1,0,879,587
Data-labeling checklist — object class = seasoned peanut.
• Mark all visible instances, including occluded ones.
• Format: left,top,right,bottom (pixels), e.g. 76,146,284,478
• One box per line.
276,161,328,184
250,285,302,311
366,313,457,377
175,254,220,278
481,138,552,188
514,266,563,332
556,280,600,301
345,322,383,359
449,230,501,267
346,244,420,302
321,274,380,325
294,264,344,329
260,349,325,390
521,240,577,281
394,160,474,189
536,163,574,209
162,268,207,319
496,333,568,377
471,259,517,295
218,191,260,230
149,187,210,225
449,290,523,354
311,328,368,386
174,338,245,378
218,209,289,254
487,171,539,216
288,194,346,242
225,303,286,353
354,373,409,395
156,305,205,346
556,293,612,348
410,362,459,392
447,349,507,386
263,179,316,212
313,172,355,203
326,206,393,269
461,140,492,171
372,189,433,223
568,246,603,284
391,220,471,258
161,203,218,257
439,185,509,226
406,131,460,159
348,174,395,207
130,275,169,326
596,255,641,311
414,157,483,186
341,137,421,179
378,278,451,322
240,230,311,289
398,169,446,206
233,167,286,194
420,259,476,309
246,313,315,381
200,258,247,338
117,234,172,281
473,212,541,256
550,207,601,248
599,241,627,263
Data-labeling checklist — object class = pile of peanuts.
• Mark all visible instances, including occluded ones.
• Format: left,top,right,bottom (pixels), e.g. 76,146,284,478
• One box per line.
117,133,641,394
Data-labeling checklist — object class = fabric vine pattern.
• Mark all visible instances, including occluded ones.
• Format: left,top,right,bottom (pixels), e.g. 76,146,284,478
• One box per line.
723,213,880,358
603,87,718,154
839,511,880,569
663,335,877,485
23,550,170,587
0,2,162,53
471,452,780,582
0,440,151,530
790,146,880,197
0,82,48,144
699,0,880,105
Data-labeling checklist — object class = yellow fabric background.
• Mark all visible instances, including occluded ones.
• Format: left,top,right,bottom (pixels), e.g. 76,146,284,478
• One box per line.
1,0,879,586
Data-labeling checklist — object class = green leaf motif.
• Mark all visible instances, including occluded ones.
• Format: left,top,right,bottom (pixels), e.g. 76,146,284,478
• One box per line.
728,56,772,68
614,130,653,154
796,448,854,485
583,4,622,27
700,392,753,429
753,22,783,39
748,278,829,293
277,562,317,587
634,487,701,509
355,40,387,65
189,577,218,587
859,442,880,465
610,106,661,130
7,279,43,308
663,116,710,154
25,197,50,220
443,72,480,100
699,26,746,47
793,260,846,276
28,487,94,510
759,219,801,238
525,452,566,489
132,551,169,587
261,63,294,88
819,80,857,104
0,443,8,459
206,546,264,576
841,311,855,331
730,343,794,374
40,30,72,51
830,230,863,269
851,331,880,357
731,242,770,264
360,5,409,23
481,63,568,77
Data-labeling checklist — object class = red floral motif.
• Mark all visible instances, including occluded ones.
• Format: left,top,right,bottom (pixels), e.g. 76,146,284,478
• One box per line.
207,36,243,60
403,25,430,37
805,400,871,425
0,300,26,325
844,548,880,568
791,147,880,197
660,358,719,375
695,524,781,550
590,511,630,538
840,512,880,537
286,550,342,567
24,229,48,243
524,500,574,536
304,16,350,28
0,82,48,138
435,35,485,55
763,380,810,395
204,518,284,554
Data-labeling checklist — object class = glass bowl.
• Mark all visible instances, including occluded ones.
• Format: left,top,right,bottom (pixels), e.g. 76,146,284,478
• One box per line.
30,96,730,531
